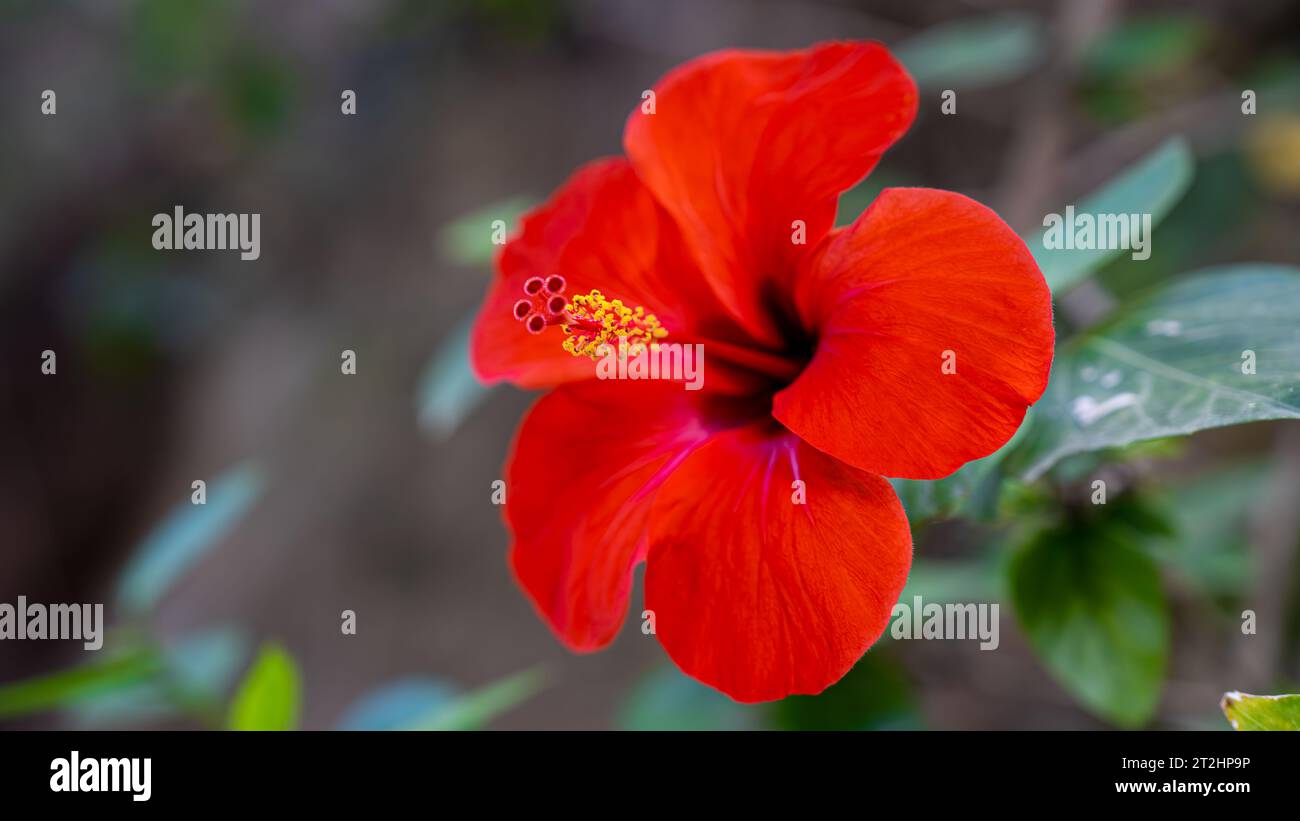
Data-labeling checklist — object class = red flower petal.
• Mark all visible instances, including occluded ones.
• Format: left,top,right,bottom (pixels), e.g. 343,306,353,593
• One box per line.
773,188,1055,480
625,41,917,345
470,158,751,391
506,380,724,651
644,423,912,702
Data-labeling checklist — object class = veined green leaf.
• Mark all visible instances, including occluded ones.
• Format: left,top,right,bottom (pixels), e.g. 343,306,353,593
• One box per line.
1221,692,1300,731
1012,266,1300,480
1030,137,1193,293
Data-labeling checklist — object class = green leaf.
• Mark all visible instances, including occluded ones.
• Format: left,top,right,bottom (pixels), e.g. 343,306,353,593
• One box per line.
835,167,913,227
117,462,265,614
895,14,1045,90
1221,692,1300,731
1150,462,1267,596
129,0,232,86
404,668,543,730
227,643,301,731
1009,507,1170,727
221,53,295,137
416,317,494,440
1082,15,1211,82
1011,266,1300,479
0,648,161,720
891,408,1033,523
438,196,535,267
1029,137,1194,293
900,558,1002,606
71,626,250,727
769,652,919,730
618,666,760,731
336,678,459,730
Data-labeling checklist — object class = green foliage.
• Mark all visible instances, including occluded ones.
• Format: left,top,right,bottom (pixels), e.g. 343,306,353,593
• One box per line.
1029,138,1193,294
1149,463,1267,598
1009,496,1172,727
71,627,250,727
117,462,265,614
438,196,536,267
900,558,1002,606
0,647,161,720
1097,152,1257,299
129,0,232,84
619,666,760,730
335,679,459,730
895,14,1045,90
620,655,916,731
892,411,1032,524
1221,692,1300,731
417,317,494,440
221,53,295,137
1084,16,1210,81
1077,16,1213,123
403,668,544,730
227,643,302,731
1010,266,1300,480
770,652,919,730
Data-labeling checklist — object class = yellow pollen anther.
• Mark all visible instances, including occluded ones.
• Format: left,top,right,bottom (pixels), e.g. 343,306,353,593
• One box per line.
559,289,669,359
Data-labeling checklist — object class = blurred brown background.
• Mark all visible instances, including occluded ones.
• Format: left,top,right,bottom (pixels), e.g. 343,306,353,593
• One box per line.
2,0,1299,729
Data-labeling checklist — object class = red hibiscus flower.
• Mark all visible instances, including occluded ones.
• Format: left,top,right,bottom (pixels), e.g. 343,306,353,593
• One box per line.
471,41,1054,702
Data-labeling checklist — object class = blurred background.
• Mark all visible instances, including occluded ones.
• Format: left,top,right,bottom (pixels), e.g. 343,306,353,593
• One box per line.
2,0,1299,730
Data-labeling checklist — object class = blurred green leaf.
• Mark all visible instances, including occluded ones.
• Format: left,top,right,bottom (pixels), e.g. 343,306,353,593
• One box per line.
770,652,919,730
1221,692,1300,730
895,14,1044,90
1097,152,1256,300
1010,266,1300,480
438,196,535,267
892,409,1033,523
129,0,231,86
227,643,301,731
404,668,543,730
221,53,295,137
1082,15,1211,82
336,678,459,730
900,558,1002,606
1150,462,1267,597
417,317,494,440
0,648,160,720
71,626,250,727
1009,502,1170,727
1029,137,1194,294
619,665,759,730
835,167,913,227
117,462,265,614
